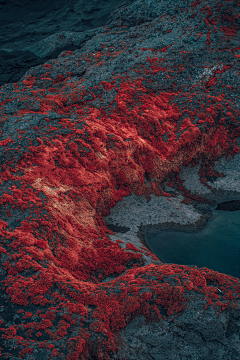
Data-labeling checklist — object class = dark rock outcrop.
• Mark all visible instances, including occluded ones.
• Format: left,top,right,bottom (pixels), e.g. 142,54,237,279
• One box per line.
1,0,240,359
216,200,240,211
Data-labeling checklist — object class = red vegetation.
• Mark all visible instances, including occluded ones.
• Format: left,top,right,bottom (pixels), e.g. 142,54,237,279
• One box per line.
1,0,240,358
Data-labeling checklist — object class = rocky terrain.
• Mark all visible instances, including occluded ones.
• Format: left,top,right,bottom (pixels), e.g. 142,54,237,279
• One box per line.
1,0,240,359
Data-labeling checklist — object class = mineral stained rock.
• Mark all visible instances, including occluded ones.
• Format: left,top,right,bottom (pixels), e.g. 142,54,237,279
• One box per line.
1,0,240,359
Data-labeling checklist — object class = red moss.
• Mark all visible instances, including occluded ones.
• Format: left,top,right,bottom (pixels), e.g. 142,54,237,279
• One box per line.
1,3,240,357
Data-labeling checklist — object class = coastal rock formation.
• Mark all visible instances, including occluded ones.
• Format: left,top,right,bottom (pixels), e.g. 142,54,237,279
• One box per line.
1,0,240,359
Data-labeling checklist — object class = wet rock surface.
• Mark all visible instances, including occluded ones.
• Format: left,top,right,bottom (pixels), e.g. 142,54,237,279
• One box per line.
1,0,240,359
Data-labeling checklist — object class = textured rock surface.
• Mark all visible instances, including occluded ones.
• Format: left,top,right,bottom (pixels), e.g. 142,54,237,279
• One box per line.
0,0,126,87
1,0,240,359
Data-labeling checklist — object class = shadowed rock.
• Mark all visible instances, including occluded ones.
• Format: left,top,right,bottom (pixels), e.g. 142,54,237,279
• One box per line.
216,200,240,211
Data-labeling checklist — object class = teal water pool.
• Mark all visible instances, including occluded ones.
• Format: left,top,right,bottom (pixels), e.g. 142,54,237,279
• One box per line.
145,209,240,279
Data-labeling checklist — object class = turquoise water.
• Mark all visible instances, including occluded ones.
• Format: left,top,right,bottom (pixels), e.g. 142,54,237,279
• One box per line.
145,209,240,279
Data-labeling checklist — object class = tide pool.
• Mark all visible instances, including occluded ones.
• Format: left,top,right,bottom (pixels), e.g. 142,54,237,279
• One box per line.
145,209,240,279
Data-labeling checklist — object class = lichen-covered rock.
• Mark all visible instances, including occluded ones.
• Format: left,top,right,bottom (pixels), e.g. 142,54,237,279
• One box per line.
1,0,240,359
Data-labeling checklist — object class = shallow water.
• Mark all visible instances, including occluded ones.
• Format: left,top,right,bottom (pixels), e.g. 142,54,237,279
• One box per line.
145,209,240,279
